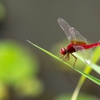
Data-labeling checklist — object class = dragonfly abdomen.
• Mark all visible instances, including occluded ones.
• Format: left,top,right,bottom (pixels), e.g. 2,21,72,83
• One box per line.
83,42,100,49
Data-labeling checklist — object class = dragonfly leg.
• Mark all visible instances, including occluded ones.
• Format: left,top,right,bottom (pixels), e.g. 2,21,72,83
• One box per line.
60,53,70,61
64,53,70,61
71,53,77,67
60,55,65,59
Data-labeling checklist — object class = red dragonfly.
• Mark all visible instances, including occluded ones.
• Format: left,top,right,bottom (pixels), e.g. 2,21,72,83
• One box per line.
58,18,100,66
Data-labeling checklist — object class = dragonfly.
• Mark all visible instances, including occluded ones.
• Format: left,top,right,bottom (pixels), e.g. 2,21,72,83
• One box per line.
58,18,100,66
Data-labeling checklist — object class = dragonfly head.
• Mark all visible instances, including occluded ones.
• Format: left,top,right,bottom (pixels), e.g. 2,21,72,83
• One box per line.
60,47,67,55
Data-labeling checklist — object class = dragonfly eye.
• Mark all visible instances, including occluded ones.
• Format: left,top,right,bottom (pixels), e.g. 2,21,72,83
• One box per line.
60,47,67,55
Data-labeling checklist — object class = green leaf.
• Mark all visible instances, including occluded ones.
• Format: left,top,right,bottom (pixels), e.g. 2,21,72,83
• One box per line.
26,39,100,85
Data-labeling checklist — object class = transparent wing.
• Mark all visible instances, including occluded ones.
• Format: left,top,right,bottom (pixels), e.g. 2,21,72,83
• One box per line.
74,45,93,64
57,18,87,43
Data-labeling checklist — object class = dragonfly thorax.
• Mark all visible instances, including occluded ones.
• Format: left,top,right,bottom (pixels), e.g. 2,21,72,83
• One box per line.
67,44,76,53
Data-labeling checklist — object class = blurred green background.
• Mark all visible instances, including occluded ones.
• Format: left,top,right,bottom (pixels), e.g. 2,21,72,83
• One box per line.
0,0,100,100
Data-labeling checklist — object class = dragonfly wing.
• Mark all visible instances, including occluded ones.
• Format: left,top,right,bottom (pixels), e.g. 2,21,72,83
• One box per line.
58,18,73,40
70,27,87,43
73,45,93,64
58,18,87,43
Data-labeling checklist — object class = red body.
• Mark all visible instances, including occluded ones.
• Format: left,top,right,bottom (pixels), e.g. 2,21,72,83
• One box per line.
60,42,100,55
